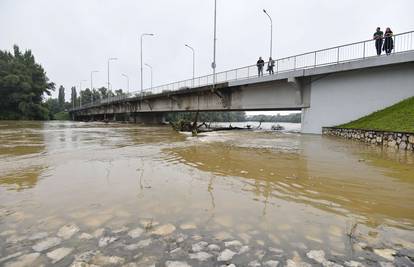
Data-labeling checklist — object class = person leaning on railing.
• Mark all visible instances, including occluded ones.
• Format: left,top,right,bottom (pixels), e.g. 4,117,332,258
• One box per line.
373,27,384,56
267,57,275,75
383,27,394,55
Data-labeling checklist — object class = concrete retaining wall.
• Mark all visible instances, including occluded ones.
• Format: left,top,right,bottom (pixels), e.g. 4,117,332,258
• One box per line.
322,127,414,151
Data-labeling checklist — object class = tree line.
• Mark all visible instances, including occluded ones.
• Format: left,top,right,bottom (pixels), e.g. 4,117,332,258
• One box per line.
0,45,128,120
165,111,301,123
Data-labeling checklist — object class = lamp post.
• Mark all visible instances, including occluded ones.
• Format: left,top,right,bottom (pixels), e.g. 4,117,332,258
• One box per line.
90,70,99,105
140,33,154,98
121,73,130,94
107,57,117,93
185,44,195,87
79,79,87,107
144,63,153,90
263,9,273,58
212,0,217,89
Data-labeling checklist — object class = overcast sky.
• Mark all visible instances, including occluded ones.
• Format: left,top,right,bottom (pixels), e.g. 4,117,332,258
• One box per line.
1,0,414,114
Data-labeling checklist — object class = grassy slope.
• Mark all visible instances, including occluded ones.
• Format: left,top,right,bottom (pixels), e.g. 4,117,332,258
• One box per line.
338,97,414,133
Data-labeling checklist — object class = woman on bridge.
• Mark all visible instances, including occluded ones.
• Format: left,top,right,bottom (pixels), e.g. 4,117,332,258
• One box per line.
383,27,394,55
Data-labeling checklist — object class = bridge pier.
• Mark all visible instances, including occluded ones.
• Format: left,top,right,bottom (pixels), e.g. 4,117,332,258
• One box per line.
132,112,165,124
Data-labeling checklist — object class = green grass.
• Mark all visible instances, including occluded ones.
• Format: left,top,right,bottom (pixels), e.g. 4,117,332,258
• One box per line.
338,97,414,133
53,111,70,120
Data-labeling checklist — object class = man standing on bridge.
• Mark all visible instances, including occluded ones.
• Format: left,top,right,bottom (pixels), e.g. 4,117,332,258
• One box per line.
373,27,384,56
257,57,265,77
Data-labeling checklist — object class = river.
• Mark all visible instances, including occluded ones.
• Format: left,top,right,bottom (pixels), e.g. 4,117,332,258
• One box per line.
0,121,413,267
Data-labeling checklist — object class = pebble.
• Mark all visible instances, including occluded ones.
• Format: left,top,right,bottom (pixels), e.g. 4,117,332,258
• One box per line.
91,253,125,266
0,229,16,236
373,248,396,261
28,232,48,241
214,231,233,241
112,226,129,234
0,252,23,264
264,260,280,267
128,227,144,239
238,245,250,254
151,224,176,236
79,233,94,240
306,250,326,264
286,259,312,267
32,237,62,252
217,249,237,262
189,252,213,261
74,250,98,263
98,236,118,247
248,260,261,266
208,244,221,251
379,262,395,267
165,261,191,267
192,241,209,252
47,247,74,263
93,228,105,238
225,240,243,248
344,261,365,267
4,253,40,267
269,248,284,255
180,223,197,230
57,224,80,239
125,239,152,250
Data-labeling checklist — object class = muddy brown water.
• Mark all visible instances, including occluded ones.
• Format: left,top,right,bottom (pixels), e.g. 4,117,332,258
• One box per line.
0,121,413,266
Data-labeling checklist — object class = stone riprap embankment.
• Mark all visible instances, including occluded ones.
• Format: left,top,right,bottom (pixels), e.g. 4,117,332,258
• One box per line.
322,127,414,152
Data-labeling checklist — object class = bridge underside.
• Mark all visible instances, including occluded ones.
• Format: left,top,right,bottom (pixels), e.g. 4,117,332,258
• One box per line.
71,78,310,121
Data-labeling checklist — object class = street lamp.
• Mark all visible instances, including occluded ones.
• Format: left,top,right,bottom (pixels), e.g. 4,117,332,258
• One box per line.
185,44,195,87
107,57,118,93
212,0,217,89
90,70,99,104
263,9,273,58
79,79,87,107
121,73,130,94
144,63,153,90
140,33,154,98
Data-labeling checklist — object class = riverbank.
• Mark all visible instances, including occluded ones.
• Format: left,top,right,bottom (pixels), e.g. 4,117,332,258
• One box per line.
323,97,414,151
323,127,414,151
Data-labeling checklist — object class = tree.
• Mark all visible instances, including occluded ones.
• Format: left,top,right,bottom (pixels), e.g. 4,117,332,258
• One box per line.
71,86,77,108
0,45,55,119
58,85,65,110
80,88,92,105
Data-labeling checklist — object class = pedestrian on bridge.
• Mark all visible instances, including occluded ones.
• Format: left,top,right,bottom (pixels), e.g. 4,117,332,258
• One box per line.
257,57,265,77
267,57,275,75
383,27,394,55
373,27,384,56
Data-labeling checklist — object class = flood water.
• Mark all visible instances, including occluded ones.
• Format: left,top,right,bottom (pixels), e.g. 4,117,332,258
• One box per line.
0,121,413,267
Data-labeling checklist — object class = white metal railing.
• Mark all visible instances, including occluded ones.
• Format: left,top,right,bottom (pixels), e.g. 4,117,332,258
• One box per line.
72,30,414,111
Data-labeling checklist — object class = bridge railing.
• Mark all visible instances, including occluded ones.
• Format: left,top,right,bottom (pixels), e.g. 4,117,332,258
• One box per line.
73,30,414,110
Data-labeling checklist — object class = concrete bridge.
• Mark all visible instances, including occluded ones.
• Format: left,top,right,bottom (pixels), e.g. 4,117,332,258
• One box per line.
70,31,414,134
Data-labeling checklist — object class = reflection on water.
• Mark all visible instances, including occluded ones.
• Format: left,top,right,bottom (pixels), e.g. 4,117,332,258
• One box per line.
165,132,414,230
0,121,413,266
0,166,46,191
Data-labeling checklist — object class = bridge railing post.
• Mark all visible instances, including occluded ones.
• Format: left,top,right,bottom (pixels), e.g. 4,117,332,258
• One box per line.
314,52,317,67
337,47,340,63
294,56,297,70
363,41,366,59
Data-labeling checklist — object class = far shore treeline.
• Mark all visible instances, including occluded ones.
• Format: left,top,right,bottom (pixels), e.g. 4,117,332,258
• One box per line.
0,45,301,123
